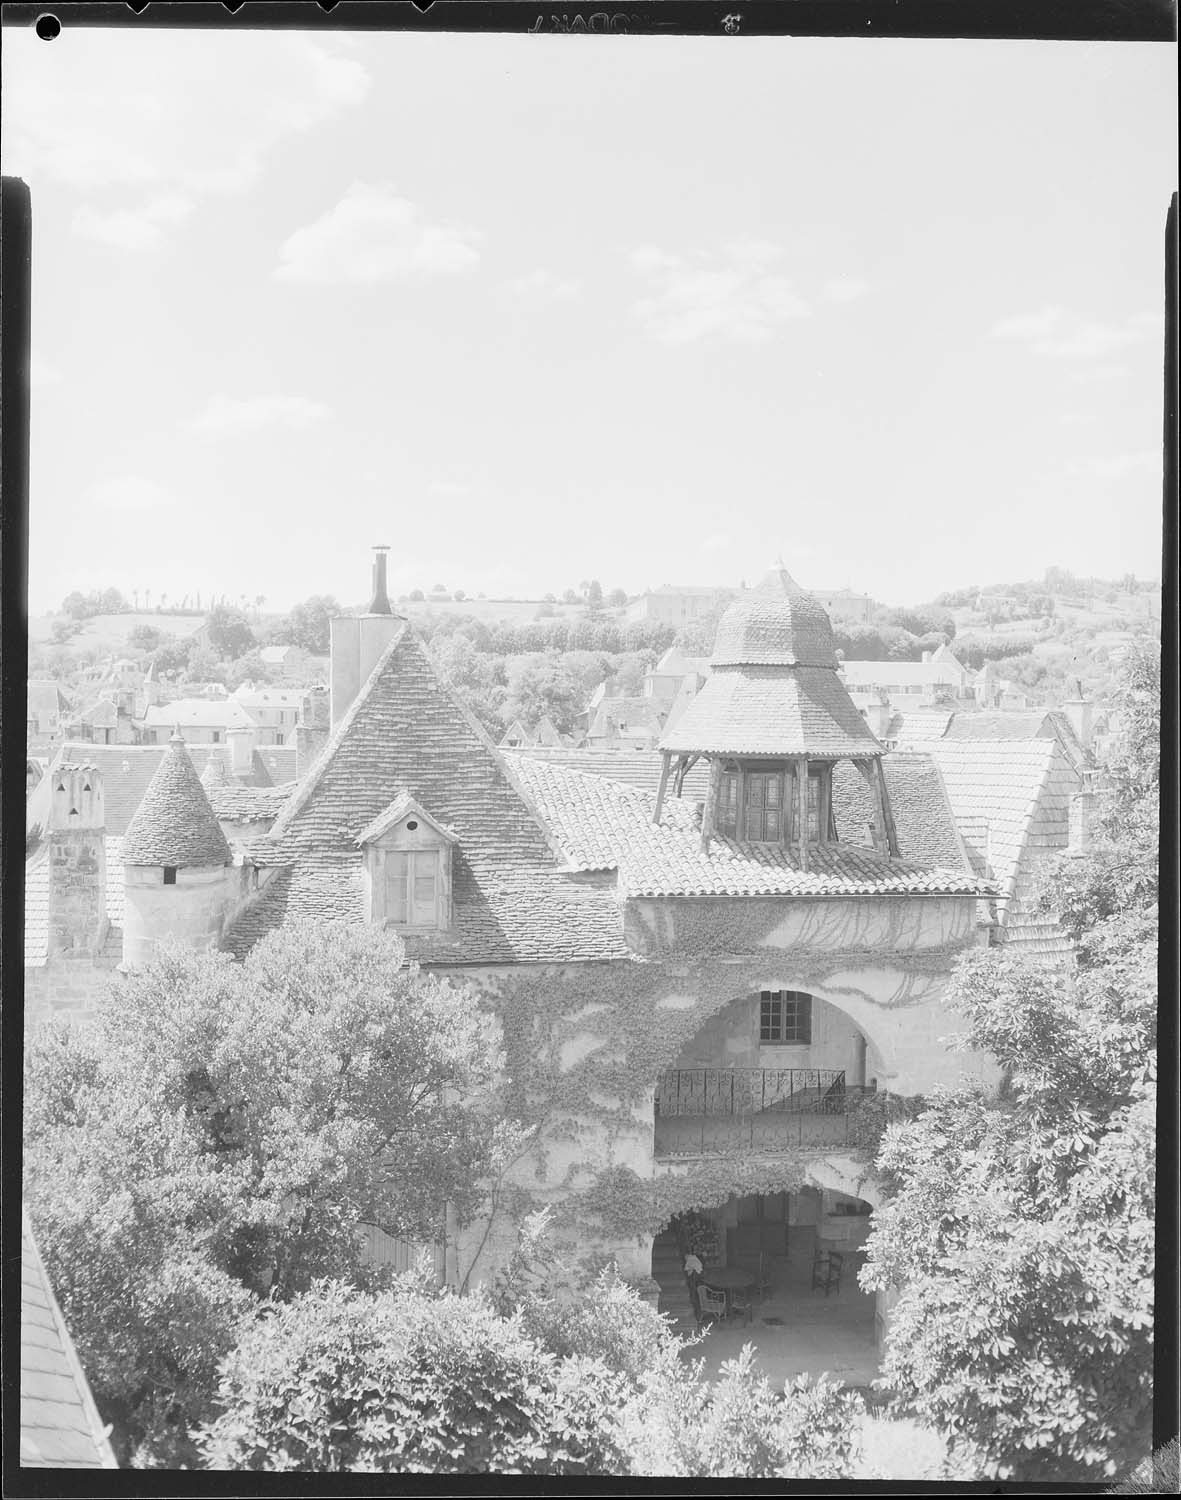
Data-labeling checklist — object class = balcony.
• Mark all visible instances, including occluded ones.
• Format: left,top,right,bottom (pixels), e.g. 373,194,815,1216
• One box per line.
654,1068,865,1157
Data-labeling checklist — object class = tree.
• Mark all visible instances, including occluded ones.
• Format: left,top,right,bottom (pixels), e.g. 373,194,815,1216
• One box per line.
499,656,582,736
409,589,426,602
197,1276,626,1475
205,604,256,662
275,595,340,655
127,624,162,653
24,922,509,1463
585,579,604,612
860,641,1159,1483
607,587,628,608
562,588,579,604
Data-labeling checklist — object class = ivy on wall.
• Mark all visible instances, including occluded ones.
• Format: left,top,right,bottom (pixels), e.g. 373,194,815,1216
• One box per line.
455,936,961,1278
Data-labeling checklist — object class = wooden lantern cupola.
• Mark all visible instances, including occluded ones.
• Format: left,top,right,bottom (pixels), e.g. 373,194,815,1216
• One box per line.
653,563,899,864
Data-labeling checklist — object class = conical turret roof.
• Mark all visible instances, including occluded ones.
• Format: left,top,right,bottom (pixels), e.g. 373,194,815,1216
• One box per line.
660,565,882,759
123,732,232,867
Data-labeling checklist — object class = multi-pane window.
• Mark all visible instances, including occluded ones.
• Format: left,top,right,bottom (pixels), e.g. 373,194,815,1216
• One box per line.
388,850,440,928
759,990,812,1045
744,771,784,841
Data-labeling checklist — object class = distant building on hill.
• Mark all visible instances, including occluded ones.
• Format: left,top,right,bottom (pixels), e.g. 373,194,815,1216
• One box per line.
838,644,969,705
627,583,876,627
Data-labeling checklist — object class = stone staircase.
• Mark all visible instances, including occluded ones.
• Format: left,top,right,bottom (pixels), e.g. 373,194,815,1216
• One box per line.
652,1229,698,1332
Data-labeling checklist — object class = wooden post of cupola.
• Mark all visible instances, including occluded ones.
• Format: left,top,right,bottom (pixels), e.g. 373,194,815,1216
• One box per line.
796,756,809,871
652,751,672,825
869,758,901,857
700,759,722,853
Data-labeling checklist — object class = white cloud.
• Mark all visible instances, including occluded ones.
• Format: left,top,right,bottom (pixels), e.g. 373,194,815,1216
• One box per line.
989,306,1159,360
73,193,194,252
822,276,871,304
30,355,62,389
630,241,810,343
503,268,583,303
191,394,332,435
87,476,178,514
5,32,369,247
276,183,482,286
1068,451,1159,480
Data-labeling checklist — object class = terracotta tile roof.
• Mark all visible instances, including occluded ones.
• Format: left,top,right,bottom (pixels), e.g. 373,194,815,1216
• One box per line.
21,1213,118,1468
122,737,232,867
504,755,986,900
227,627,628,965
926,738,1078,955
660,664,883,758
206,782,296,824
25,837,125,967
511,747,711,800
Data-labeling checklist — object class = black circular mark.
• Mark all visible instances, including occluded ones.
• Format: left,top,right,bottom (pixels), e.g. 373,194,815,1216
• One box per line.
406,820,419,831
35,12,61,39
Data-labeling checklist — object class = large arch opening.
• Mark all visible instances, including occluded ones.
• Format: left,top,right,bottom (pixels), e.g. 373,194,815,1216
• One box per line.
653,988,884,1159
650,1185,879,1386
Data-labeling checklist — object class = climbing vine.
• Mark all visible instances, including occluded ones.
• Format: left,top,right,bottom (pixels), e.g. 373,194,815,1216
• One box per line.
455,930,969,1280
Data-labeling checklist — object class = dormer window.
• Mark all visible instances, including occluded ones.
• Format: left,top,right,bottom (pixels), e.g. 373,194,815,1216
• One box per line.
715,762,832,844
356,793,457,932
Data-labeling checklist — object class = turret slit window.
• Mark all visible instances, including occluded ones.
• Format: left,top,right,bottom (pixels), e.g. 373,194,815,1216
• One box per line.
760,990,812,1045
163,867,177,885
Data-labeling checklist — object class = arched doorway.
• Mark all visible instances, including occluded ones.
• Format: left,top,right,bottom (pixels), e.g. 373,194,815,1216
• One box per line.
651,1186,879,1385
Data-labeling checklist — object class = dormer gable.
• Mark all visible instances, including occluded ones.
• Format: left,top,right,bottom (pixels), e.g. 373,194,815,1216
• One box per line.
356,792,457,931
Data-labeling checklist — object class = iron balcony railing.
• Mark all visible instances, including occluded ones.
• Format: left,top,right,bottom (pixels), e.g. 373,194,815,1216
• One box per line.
655,1067,848,1119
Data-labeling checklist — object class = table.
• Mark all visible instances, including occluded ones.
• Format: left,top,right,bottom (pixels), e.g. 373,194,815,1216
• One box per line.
700,1266,755,1319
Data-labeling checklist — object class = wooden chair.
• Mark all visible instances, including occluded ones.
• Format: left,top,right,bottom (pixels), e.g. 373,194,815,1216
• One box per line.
728,1286,754,1325
697,1284,727,1323
811,1250,843,1297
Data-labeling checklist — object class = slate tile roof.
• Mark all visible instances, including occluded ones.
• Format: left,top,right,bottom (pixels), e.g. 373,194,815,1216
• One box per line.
122,738,232,867
589,696,666,740
206,782,297,824
889,710,955,744
660,664,884,757
27,744,293,844
711,567,838,669
943,709,1091,772
504,754,986,900
510,747,712,800
20,1213,118,1468
141,698,258,732
226,626,629,965
926,738,1078,957
25,837,125,967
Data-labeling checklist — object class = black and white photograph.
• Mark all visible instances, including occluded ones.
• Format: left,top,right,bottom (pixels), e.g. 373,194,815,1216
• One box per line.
4,7,1175,1486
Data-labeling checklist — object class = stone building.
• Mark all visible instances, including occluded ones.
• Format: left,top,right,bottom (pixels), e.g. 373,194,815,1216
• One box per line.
30,554,1098,1357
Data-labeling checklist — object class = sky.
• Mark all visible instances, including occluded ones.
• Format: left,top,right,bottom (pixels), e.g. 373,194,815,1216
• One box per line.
3,27,1176,615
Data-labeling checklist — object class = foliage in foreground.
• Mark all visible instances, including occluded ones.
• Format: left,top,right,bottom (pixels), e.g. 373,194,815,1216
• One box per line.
199,1219,866,1477
861,641,1159,1482
24,921,513,1465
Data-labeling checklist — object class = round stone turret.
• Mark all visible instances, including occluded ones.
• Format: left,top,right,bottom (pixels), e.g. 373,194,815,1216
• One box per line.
121,732,238,969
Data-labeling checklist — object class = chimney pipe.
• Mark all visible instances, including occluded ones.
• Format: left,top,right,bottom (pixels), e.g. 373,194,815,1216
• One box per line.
368,545,392,616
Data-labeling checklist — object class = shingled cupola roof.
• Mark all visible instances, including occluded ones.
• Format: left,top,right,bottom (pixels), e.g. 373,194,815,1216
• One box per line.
659,563,882,759
122,731,233,867
711,563,839,669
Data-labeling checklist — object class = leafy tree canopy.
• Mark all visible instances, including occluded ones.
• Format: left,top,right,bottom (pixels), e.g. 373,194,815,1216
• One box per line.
24,922,510,1464
860,640,1159,1483
205,604,257,662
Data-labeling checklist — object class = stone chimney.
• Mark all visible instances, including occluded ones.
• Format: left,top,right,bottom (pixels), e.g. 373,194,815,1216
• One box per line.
1063,678,1094,749
46,763,108,956
330,546,403,726
1069,770,1098,852
226,725,254,779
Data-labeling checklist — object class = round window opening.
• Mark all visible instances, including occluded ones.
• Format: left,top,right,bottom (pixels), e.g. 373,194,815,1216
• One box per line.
406,820,419,831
